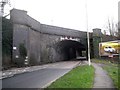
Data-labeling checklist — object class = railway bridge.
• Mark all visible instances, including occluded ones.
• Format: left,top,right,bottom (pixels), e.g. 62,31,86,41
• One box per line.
2,9,118,66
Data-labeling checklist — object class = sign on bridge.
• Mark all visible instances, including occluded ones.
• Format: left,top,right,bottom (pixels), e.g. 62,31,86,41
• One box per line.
60,36,80,41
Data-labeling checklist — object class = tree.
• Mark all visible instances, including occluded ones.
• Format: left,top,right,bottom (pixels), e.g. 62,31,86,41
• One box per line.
106,18,118,36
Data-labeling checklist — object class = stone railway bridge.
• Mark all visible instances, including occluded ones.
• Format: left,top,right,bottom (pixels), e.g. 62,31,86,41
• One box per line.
2,9,118,67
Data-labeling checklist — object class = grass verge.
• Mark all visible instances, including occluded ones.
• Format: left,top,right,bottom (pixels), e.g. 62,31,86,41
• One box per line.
91,59,118,66
47,65,95,88
92,59,119,89
102,64,119,89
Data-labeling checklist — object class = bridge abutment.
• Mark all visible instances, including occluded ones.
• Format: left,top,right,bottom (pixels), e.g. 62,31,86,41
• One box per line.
92,28,102,58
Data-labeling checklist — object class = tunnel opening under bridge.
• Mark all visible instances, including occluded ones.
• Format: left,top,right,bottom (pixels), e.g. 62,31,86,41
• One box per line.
55,40,86,61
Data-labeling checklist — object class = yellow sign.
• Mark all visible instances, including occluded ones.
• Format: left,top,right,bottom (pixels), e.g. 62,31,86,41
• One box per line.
99,40,120,56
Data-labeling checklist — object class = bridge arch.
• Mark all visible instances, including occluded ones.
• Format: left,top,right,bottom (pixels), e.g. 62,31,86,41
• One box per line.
54,40,86,61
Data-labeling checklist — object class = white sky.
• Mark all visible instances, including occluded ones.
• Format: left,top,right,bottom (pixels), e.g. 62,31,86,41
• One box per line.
4,0,119,32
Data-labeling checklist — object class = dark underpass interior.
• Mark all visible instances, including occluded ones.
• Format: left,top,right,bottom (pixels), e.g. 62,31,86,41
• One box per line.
55,40,86,60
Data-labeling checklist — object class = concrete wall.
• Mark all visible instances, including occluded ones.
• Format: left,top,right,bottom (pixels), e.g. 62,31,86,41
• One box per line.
12,24,29,65
10,9,41,31
10,9,89,38
10,9,119,66
10,9,86,66
12,25,67,65
40,24,89,38
29,29,41,65
40,33,69,63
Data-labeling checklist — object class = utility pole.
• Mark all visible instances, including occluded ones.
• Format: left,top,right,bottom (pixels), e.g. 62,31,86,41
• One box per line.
85,0,91,66
0,0,10,17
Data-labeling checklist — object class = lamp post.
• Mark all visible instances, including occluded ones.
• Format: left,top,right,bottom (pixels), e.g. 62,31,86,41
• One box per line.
85,0,91,66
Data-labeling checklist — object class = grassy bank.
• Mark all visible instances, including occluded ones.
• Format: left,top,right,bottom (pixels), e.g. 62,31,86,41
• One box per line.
92,59,119,89
48,65,95,88
103,65,119,88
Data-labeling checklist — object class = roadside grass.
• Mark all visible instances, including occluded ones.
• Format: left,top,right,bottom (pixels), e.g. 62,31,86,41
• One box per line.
47,65,95,88
102,65,119,89
91,59,118,67
92,59,119,89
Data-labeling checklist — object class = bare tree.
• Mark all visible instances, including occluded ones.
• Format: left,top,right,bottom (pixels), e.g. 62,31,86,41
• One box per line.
118,22,120,38
106,18,118,36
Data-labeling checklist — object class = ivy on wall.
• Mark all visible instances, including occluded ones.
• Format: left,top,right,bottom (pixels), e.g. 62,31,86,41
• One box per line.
2,17,13,67
19,43,27,59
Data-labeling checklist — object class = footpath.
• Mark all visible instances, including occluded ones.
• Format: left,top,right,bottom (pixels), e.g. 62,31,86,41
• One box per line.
92,63,115,88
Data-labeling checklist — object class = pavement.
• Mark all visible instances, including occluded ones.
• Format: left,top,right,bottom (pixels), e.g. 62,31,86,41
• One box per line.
92,63,115,88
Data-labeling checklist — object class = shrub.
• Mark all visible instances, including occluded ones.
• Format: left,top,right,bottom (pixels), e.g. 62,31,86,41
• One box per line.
19,43,27,59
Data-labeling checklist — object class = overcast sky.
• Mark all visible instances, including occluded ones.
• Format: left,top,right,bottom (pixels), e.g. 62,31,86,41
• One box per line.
5,0,119,33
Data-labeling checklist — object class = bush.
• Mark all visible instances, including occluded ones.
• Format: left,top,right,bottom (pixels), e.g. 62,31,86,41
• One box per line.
19,43,27,59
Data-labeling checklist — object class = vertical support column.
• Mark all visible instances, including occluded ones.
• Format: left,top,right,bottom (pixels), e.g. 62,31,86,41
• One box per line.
118,1,120,85
0,16,2,90
118,3,120,86
0,17,2,70
76,51,79,57
118,2,120,61
92,28,102,58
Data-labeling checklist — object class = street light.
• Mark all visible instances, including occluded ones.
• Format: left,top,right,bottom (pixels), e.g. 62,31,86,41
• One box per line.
85,0,91,66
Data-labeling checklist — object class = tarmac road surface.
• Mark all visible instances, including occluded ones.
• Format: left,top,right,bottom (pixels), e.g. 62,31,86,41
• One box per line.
2,61,80,88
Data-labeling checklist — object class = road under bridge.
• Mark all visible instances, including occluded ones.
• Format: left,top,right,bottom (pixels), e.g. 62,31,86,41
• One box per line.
2,9,118,67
